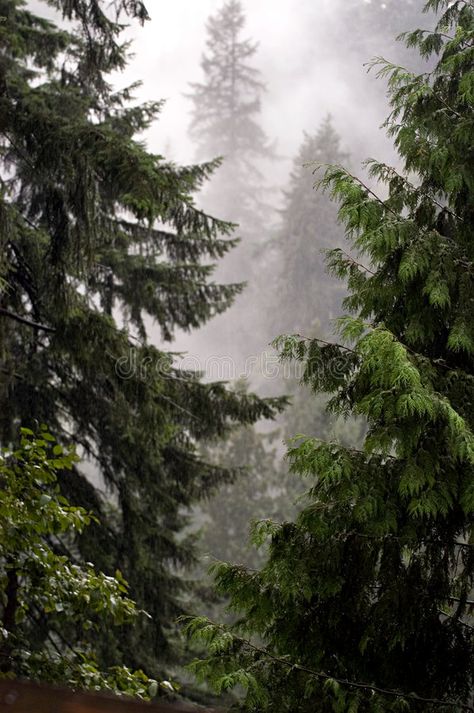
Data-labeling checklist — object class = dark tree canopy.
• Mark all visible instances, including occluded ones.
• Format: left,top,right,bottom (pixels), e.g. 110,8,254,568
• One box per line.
0,0,284,679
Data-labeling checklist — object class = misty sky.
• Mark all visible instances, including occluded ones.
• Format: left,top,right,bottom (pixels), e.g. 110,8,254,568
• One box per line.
120,0,397,170
107,0,416,377
28,0,420,377
29,0,410,197
112,0,406,371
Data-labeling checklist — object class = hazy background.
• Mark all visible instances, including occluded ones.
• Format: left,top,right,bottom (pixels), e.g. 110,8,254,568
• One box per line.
112,0,424,379
122,0,396,171
32,0,427,376
29,0,429,376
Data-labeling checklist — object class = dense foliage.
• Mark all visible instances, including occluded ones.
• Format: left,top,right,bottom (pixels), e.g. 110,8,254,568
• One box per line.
0,0,284,680
0,428,163,698
185,1,474,711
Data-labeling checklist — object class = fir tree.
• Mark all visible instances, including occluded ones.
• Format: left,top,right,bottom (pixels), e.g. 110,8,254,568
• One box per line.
197,423,294,575
185,2,474,711
269,117,362,453
188,0,272,225
271,116,348,337
0,0,284,680
185,0,275,380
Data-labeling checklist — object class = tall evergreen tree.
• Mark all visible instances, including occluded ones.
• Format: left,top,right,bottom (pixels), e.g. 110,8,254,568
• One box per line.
0,0,284,679
184,0,276,396
197,422,296,576
188,0,272,225
268,117,362,452
185,0,288,575
271,116,348,338
186,2,474,711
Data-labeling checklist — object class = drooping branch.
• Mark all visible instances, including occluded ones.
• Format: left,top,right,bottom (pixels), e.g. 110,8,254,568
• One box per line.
199,621,474,711
366,160,464,224
0,307,55,333
243,641,472,710
338,248,376,275
321,164,474,273
292,333,359,356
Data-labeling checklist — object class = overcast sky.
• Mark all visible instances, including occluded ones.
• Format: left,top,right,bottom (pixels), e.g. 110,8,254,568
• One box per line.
112,0,401,371
118,0,395,171
29,0,411,376
28,0,402,184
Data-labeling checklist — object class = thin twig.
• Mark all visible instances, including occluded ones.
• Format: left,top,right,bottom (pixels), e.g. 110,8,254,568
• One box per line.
294,333,358,356
337,248,376,276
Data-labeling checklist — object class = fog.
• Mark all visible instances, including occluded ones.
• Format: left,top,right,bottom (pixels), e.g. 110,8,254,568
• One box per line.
113,0,422,382
123,0,396,168
28,0,427,381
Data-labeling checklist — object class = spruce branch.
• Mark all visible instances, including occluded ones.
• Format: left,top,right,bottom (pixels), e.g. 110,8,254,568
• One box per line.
0,307,55,333
292,333,358,356
448,597,474,606
366,57,464,120
439,610,474,631
320,164,474,272
365,160,464,224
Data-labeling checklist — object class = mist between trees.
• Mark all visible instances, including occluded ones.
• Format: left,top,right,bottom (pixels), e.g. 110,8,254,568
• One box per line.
1,0,473,712
113,349,353,383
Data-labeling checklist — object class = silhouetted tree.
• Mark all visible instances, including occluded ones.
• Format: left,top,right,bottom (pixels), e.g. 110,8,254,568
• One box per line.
272,116,348,338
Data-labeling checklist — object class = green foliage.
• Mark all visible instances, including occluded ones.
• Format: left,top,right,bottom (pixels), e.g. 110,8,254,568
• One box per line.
0,428,168,698
184,2,474,711
0,0,285,680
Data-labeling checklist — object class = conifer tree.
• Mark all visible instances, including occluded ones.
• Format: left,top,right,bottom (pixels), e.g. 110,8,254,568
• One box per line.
188,0,272,225
272,116,348,337
186,0,274,362
0,0,284,679
269,117,362,450
197,424,293,574
185,2,474,711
